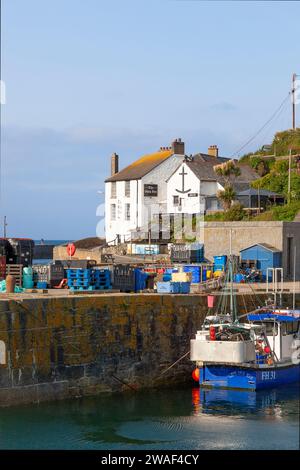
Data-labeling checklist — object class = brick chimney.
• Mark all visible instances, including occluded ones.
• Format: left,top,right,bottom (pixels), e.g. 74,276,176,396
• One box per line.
171,138,185,155
208,145,219,157
111,152,119,176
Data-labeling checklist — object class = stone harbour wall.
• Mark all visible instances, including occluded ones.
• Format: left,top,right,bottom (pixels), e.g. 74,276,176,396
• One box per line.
0,293,298,407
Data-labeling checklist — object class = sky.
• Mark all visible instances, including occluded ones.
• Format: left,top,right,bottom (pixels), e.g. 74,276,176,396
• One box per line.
0,0,299,239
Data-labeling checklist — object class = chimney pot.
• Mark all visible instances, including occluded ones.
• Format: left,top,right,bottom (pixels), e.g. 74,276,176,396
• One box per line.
111,152,119,176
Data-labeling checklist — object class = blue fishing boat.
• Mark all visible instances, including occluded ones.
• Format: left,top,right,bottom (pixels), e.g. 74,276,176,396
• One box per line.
190,255,300,391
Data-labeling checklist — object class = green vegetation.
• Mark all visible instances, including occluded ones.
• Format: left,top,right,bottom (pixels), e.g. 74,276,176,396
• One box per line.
252,201,300,221
213,160,241,211
204,129,300,222
239,128,300,163
251,159,300,201
204,203,246,222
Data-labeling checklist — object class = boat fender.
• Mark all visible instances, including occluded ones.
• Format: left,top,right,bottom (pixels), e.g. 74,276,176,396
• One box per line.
192,368,200,382
209,325,216,341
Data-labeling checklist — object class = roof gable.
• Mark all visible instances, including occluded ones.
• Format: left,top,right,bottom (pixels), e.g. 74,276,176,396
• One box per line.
105,149,173,182
240,243,281,253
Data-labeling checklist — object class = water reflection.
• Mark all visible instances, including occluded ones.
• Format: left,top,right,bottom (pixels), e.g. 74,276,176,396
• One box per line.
192,385,300,421
0,385,298,450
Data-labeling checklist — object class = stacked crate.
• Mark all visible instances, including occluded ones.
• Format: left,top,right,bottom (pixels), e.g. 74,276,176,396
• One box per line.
156,281,190,294
5,264,23,287
171,243,204,264
112,265,148,292
32,265,49,285
66,268,111,290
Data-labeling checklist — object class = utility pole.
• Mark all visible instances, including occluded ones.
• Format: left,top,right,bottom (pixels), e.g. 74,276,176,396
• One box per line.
3,215,7,237
292,73,296,130
288,149,292,204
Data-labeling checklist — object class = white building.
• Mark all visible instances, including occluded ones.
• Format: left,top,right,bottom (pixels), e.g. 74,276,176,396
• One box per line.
105,139,186,243
104,140,257,244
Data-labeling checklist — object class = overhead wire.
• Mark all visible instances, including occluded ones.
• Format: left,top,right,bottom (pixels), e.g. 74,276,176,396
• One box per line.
230,93,291,158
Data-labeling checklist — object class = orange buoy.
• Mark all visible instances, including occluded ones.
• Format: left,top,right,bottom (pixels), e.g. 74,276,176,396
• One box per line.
192,368,200,382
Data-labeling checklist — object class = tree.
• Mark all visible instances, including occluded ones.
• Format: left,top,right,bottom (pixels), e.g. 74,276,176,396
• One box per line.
213,159,241,186
217,186,236,211
214,160,241,211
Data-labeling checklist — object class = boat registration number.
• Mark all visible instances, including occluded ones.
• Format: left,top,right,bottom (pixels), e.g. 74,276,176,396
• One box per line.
261,371,276,381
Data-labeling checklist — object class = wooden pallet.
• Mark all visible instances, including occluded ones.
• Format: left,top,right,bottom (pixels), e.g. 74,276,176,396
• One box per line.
5,264,23,287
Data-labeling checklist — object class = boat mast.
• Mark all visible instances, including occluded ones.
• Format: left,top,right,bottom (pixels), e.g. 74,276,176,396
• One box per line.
293,246,297,311
229,229,236,321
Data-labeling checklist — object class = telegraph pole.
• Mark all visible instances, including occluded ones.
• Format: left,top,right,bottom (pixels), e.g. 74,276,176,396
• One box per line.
292,73,296,130
288,149,292,204
3,215,7,237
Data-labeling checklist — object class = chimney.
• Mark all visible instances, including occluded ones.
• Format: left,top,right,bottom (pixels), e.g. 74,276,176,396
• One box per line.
171,138,185,155
208,145,219,157
111,152,119,176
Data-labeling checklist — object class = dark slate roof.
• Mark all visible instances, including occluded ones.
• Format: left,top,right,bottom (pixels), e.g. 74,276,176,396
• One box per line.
185,154,258,186
240,243,282,253
237,188,282,197
105,148,173,182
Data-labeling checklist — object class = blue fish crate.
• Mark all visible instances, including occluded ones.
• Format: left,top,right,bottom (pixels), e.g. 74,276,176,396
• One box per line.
213,256,227,267
157,281,173,293
134,269,148,292
183,266,200,283
66,270,92,280
179,282,191,294
170,282,181,293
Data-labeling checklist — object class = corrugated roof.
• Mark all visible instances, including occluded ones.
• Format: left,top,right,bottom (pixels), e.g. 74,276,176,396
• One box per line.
105,149,173,182
240,243,282,253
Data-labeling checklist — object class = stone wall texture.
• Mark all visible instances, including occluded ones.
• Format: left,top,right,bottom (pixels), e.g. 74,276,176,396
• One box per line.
0,293,299,407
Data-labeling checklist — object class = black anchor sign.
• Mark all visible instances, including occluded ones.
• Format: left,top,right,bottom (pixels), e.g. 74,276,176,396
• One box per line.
176,167,191,194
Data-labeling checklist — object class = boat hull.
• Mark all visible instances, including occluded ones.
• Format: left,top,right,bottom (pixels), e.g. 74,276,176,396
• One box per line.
199,362,300,390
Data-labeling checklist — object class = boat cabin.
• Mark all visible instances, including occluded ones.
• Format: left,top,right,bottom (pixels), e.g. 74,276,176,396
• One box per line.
248,311,300,363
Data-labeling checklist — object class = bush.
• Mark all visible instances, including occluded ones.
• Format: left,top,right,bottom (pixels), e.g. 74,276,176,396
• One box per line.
224,202,245,221
252,201,300,221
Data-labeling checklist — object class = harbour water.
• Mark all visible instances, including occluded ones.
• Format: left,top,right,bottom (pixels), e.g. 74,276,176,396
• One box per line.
0,385,299,450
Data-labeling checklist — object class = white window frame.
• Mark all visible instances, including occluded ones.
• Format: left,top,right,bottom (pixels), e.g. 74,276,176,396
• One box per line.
125,203,131,221
111,182,117,198
111,203,116,221
125,181,130,197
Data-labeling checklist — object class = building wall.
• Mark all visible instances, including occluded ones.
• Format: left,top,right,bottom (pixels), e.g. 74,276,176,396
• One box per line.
105,179,138,243
105,155,184,243
167,163,200,214
167,165,223,214
141,155,184,226
202,221,300,281
203,221,284,259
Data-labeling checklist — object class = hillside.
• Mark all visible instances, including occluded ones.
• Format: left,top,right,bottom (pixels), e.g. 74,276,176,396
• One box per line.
239,128,300,163
205,129,300,222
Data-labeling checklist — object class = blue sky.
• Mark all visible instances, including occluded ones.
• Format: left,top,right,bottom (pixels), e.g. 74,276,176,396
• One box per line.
1,0,299,239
